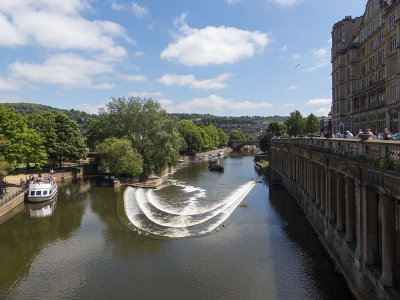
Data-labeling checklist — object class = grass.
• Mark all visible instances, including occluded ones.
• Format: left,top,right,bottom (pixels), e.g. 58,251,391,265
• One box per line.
255,161,269,168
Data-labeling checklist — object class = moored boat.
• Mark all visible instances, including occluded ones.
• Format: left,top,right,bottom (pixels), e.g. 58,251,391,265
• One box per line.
27,176,58,202
208,160,224,171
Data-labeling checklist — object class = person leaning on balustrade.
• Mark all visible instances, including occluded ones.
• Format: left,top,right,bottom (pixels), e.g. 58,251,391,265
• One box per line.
345,131,354,139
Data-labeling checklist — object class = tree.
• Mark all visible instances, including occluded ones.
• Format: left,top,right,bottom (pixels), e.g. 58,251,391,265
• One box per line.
217,128,228,147
204,125,219,149
285,110,305,137
177,120,203,155
305,113,320,135
259,132,274,152
96,138,143,177
54,114,87,167
0,105,47,170
229,129,245,141
0,137,10,182
86,97,180,177
266,121,287,136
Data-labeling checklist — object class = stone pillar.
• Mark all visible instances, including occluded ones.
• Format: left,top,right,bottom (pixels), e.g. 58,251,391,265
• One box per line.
345,178,355,242
380,193,396,287
328,171,337,223
315,165,321,207
354,182,363,266
321,168,326,213
336,174,345,231
362,186,378,265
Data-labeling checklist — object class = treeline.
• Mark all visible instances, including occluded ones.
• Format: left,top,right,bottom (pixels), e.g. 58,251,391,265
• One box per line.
172,113,288,125
177,120,227,155
0,105,86,177
2,103,98,133
265,111,320,137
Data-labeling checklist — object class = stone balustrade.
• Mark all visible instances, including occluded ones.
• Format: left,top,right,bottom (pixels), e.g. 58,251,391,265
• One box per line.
269,137,400,299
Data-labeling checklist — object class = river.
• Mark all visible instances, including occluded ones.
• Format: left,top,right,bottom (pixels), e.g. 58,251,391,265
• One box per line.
0,153,354,299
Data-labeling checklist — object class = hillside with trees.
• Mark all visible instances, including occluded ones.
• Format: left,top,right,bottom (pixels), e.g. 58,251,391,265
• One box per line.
2,103,97,133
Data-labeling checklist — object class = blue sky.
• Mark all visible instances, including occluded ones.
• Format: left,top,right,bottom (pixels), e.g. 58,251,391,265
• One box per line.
0,0,367,116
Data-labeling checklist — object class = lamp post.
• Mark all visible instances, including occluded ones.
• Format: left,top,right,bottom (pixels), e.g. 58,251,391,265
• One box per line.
328,111,333,138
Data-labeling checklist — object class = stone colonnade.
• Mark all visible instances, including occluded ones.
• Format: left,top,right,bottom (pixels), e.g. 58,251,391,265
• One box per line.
270,145,399,291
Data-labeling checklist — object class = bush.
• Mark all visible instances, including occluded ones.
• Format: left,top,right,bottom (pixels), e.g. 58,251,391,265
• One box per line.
379,158,391,170
394,161,400,172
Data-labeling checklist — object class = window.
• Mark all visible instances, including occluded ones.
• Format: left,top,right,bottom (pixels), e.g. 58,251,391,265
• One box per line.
370,56,375,70
373,22,376,32
380,70,385,81
391,34,397,51
379,32,384,43
30,191,35,196
391,59,397,75
378,17,381,27
378,93,383,102
342,32,346,42
390,14,396,29
391,82,397,100
370,40,374,51
379,50,384,64
43,190,48,195
36,191,41,196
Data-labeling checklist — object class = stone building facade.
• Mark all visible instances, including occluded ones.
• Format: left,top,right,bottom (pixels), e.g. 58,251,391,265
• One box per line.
332,0,400,134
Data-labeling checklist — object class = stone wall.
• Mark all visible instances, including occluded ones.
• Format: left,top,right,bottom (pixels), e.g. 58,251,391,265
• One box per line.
270,137,400,300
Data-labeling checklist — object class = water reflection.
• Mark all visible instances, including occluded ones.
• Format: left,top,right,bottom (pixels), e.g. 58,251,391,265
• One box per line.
27,197,58,218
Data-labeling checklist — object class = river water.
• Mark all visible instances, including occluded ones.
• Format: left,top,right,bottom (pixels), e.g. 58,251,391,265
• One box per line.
0,153,354,299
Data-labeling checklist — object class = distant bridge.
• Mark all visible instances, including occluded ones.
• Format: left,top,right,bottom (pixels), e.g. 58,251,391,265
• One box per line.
228,140,260,150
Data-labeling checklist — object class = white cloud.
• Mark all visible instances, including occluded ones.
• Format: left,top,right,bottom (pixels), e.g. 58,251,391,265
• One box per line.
111,2,124,10
293,53,301,60
120,74,148,82
0,1,132,61
269,0,302,7
131,2,148,18
158,73,232,90
226,0,242,4
315,107,330,116
168,94,273,113
129,91,164,98
161,13,270,66
307,98,331,106
287,85,299,90
282,104,295,107
134,51,144,57
0,77,20,90
158,99,173,106
306,46,330,72
280,45,288,52
9,53,114,89
74,101,108,114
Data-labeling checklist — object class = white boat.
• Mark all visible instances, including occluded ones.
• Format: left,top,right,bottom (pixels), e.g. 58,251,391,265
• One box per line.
27,178,58,202
218,151,224,157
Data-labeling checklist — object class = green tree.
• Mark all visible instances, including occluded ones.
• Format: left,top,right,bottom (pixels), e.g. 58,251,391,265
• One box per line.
198,127,211,151
266,121,287,136
54,114,87,167
86,97,180,177
285,110,305,137
217,128,228,147
229,129,245,141
0,105,47,170
305,113,320,135
177,120,203,155
96,138,143,177
204,125,219,149
0,137,10,182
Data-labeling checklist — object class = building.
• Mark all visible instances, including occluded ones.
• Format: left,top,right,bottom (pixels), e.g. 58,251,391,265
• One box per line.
332,0,400,134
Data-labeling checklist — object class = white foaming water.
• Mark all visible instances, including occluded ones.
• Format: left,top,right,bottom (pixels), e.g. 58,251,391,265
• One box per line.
123,181,256,238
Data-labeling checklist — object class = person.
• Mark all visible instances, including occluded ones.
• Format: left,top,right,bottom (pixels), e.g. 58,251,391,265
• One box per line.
320,129,325,137
383,128,392,140
345,131,354,139
372,129,380,140
334,130,342,138
366,128,373,140
355,129,363,139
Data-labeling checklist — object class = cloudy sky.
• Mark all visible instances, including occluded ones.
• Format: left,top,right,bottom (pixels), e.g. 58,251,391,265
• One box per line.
0,0,366,116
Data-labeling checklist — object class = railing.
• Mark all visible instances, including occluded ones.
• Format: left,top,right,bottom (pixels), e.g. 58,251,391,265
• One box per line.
0,188,24,207
271,137,400,162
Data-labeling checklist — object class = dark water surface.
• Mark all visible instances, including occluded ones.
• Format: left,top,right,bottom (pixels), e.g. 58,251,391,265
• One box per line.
0,154,354,299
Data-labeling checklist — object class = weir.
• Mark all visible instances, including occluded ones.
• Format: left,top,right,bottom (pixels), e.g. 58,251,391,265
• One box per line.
269,137,400,300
